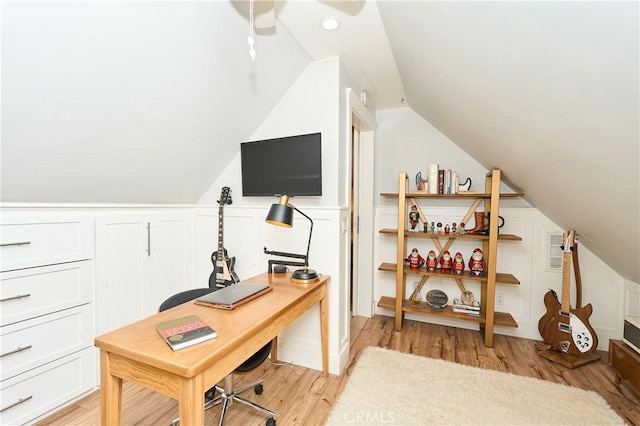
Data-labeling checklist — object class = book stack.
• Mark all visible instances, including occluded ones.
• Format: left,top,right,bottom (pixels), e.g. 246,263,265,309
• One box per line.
452,298,480,317
427,164,461,194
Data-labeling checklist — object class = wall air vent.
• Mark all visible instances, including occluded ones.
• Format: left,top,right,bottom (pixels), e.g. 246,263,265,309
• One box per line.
545,232,564,272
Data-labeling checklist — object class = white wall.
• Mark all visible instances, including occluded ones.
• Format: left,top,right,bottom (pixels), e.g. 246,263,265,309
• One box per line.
199,58,341,208
372,108,632,350
374,107,530,202
197,57,350,375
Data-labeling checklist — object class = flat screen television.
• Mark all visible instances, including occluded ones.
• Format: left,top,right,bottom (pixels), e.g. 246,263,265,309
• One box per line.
241,132,322,196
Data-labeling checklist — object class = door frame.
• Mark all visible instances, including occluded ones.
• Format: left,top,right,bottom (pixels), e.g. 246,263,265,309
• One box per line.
347,88,376,317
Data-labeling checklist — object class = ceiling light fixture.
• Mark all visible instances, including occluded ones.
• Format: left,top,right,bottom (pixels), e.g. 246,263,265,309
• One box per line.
320,16,341,31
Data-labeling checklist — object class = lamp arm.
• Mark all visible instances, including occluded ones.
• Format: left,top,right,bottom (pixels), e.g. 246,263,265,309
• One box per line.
292,205,313,269
263,246,306,260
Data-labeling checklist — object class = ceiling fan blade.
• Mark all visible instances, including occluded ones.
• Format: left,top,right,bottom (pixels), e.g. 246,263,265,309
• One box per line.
319,0,365,16
253,0,276,29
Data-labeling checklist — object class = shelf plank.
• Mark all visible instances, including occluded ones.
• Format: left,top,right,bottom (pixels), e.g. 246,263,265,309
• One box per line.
380,192,525,199
377,296,518,328
379,228,522,242
378,263,520,285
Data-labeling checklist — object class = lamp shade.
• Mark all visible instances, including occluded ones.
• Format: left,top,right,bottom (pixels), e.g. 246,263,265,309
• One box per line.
266,197,294,227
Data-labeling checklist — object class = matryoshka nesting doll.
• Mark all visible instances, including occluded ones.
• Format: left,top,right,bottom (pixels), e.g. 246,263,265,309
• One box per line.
468,248,485,276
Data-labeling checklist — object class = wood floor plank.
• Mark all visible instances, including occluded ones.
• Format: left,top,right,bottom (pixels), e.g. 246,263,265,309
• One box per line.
36,315,640,426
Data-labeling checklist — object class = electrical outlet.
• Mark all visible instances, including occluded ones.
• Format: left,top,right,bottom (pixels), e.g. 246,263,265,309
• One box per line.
496,292,504,306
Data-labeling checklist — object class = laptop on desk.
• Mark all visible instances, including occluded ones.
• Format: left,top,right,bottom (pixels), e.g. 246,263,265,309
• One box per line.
194,283,272,310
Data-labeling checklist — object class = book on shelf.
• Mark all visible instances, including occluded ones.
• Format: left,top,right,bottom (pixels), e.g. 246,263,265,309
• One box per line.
453,304,480,312
452,298,480,310
444,170,451,194
428,164,439,194
452,171,458,194
453,307,481,317
156,315,217,351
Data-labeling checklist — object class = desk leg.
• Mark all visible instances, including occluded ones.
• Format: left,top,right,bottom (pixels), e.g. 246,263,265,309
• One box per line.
320,292,329,377
270,336,278,363
100,351,122,425
178,376,205,426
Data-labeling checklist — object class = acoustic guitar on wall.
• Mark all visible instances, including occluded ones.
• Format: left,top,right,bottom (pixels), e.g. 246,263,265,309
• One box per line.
538,230,598,355
209,186,240,288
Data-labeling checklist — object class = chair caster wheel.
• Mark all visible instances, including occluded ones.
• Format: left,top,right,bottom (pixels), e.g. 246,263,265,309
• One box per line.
266,418,276,426
254,383,264,395
205,387,216,401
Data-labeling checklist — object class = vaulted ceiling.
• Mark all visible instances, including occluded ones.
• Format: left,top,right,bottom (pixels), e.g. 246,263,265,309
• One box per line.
1,1,311,204
276,1,639,283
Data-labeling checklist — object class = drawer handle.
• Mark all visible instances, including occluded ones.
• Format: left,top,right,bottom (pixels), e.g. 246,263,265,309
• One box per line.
1,345,33,358
0,241,31,247
146,222,151,256
0,395,33,413
0,293,31,302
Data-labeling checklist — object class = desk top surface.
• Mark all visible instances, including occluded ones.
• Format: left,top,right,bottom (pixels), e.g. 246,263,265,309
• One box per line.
94,272,329,378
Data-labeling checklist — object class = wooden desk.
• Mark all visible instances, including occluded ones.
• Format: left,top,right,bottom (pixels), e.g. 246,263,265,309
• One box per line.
94,272,329,425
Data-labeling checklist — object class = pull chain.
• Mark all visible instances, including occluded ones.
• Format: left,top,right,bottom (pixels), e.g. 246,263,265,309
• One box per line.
247,0,256,61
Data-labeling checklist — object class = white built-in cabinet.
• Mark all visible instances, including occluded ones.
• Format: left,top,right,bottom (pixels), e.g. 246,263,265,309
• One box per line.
0,213,95,425
0,208,195,425
94,210,194,336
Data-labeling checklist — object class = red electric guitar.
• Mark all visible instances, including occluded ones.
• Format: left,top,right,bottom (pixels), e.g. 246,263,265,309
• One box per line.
538,230,598,355
208,187,240,288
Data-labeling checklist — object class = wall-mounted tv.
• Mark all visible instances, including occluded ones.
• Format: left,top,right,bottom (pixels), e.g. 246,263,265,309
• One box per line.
241,132,322,197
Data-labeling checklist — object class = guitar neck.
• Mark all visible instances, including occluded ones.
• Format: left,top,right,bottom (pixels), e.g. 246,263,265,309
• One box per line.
560,230,575,313
560,250,572,312
218,203,224,254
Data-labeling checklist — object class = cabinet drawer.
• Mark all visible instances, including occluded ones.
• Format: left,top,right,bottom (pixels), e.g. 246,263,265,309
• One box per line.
609,340,640,393
1,214,93,272
0,347,94,426
1,304,93,381
1,261,93,326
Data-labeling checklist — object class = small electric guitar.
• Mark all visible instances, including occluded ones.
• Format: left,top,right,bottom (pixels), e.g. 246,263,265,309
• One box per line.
538,230,598,355
208,187,239,288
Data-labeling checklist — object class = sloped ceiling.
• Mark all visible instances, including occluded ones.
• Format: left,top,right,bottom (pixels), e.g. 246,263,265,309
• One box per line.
279,0,639,283
1,1,638,283
1,1,310,204
376,1,639,283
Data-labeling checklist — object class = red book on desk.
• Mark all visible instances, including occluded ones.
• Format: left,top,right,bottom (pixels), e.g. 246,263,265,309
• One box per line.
156,315,217,351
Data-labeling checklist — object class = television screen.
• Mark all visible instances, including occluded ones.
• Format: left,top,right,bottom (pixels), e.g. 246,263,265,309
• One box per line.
241,133,322,196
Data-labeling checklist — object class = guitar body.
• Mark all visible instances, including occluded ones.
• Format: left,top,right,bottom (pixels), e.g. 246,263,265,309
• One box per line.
538,290,559,337
209,248,239,288
208,187,240,289
538,230,598,355
539,290,598,355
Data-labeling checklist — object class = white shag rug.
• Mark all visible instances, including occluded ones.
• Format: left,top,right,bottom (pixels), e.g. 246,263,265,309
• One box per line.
326,346,625,425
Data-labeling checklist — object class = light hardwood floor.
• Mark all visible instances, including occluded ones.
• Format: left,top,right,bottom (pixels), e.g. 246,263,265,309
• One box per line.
37,315,640,426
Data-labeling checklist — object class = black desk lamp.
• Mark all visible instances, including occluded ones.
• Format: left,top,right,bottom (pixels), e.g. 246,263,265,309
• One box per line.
265,195,319,284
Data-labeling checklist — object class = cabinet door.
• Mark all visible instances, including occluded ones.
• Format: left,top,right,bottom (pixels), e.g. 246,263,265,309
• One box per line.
146,212,194,317
94,211,194,336
95,214,150,336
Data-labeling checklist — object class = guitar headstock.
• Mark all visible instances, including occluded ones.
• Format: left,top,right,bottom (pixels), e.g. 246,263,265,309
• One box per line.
561,230,576,252
218,186,233,206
